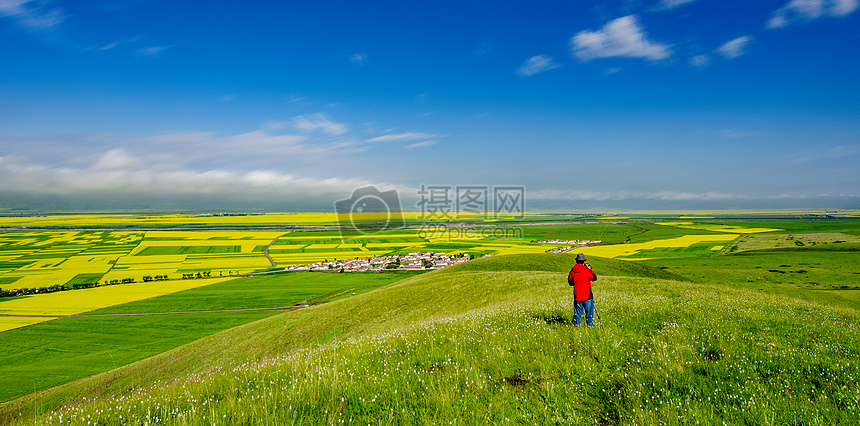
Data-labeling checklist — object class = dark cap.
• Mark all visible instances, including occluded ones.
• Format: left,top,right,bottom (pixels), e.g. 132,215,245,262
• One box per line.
575,253,586,261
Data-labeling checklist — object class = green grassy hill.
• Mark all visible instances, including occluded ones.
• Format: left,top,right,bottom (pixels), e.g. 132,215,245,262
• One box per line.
454,253,690,281
3,253,858,425
642,242,860,309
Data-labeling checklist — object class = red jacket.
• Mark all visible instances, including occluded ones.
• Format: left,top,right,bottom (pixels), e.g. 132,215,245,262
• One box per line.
568,263,597,301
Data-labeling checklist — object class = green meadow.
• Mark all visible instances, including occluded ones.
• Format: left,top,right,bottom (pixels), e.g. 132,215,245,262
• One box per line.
0,272,418,403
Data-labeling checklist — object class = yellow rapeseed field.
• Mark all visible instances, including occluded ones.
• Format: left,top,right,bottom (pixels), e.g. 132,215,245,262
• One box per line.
0,316,60,333
100,230,285,280
575,234,740,259
0,212,442,227
0,277,235,331
656,222,781,234
0,231,144,290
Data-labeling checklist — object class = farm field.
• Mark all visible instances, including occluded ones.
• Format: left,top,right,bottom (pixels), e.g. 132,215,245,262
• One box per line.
642,243,860,309
722,232,860,253
100,230,285,283
2,215,853,293
0,271,417,402
85,271,422,315
0,231,144,290
0,230,290,291
0,311,275,402
268,222,749,265
578,233,740,260
0,277,235,331
654,221,782,234
0,212,562,229
1,210,855,229
2,218,854,295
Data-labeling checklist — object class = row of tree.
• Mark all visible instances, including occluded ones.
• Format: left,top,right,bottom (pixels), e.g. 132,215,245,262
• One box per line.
0,270,222,299
1,284,67,298
181,271,212,279
142,275,170,282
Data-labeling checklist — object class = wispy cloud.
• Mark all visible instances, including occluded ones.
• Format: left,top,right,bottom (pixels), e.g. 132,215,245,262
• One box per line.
785,144,860,165
0,0,63,30
516,55,561,76
0,117,429,210
366,132,436,143
767,0,859,28
138,45,170,56
0,152,402,210
689,54,711,67
405,141,436,149
716,35,752,58
97,41,120,51
349,53,367,66
289,113,348,136
570,15,671,62
651,0,699,11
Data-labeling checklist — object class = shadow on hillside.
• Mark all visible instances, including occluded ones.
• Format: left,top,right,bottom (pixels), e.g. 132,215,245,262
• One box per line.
531,313,574,325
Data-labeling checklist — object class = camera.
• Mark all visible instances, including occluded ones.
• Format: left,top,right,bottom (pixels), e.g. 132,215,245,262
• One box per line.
334,186,404,237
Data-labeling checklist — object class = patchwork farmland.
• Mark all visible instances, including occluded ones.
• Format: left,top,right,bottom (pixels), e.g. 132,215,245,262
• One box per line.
0,217,790,297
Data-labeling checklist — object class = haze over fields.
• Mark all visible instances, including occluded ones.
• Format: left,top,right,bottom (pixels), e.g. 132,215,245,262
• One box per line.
1,0,857,211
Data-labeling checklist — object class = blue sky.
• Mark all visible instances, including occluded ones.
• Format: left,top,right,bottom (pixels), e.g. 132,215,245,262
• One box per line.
0,0,858,211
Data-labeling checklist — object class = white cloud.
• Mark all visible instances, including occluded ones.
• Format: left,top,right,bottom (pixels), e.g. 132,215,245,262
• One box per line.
570,15,671,62
366,132,436,143
350,53,367,66
516,55,561,76
290,114,348,136
652,0,698,11
97,41,120,51
405,141,436,149
832,0,860,14
138,46,169,56
689,54,711,67
0,153,396,202
716,36,752,58
90,149,138,171
785,144,860,165
767,0,858,28
0,0,63,29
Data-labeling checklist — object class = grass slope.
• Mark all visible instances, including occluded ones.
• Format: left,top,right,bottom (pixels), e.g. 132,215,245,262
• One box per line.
0,312,274,402
84,271,422,314
449,253,689,282
0,272,418,404
642,244,860,310
3,253,859,425
1,253,653,421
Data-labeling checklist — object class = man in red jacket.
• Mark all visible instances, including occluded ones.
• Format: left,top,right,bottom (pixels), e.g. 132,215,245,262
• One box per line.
567,253,598,327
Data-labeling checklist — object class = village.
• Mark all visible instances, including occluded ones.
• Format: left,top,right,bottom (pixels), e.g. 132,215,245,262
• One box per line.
284,252,472,272
537,239,602,254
